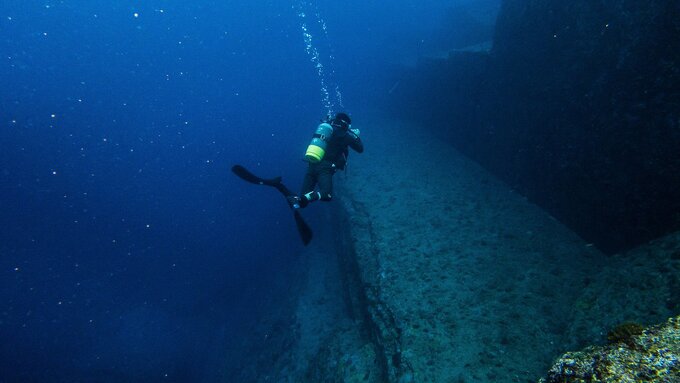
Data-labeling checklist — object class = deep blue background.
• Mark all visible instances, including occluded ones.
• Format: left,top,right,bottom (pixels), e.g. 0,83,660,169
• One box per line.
0,1,497,381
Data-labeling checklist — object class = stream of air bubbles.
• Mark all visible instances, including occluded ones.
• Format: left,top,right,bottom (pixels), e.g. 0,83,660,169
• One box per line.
294,1,344,116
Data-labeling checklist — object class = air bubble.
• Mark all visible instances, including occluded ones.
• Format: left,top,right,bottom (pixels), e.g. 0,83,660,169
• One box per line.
294,1,343,115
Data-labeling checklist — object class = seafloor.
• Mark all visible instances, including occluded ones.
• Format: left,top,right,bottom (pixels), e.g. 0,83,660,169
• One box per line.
233,119,679,382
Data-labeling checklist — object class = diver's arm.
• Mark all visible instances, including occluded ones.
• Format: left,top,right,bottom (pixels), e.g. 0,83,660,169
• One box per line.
348,129,364,153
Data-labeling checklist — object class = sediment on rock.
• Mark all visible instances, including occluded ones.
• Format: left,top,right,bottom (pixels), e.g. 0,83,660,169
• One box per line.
335,195,410,382
566,231,680,351
333,119,604,382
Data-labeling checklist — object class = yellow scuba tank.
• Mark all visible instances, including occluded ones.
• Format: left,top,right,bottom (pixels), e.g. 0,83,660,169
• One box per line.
304,122,333,163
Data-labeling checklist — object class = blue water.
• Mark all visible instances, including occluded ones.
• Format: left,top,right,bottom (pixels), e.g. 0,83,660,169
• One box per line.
0,1,498,381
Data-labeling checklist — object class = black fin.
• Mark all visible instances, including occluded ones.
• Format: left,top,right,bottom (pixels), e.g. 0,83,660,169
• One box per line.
231,165,281,186
232,164,313,246
294,210,313,246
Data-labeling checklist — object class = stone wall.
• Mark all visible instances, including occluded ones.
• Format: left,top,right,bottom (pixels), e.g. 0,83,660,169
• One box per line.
388,0,680,254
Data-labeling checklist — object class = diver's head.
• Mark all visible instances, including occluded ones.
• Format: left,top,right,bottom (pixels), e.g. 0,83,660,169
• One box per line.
331,112,351,131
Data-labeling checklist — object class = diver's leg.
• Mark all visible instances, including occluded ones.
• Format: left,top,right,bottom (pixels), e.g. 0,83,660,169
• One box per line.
290,165,318,209
316,165,334,201
301,164,333,205
301,169,317,196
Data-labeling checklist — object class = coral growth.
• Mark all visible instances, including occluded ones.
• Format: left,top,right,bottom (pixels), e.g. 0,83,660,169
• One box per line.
539,316,679,383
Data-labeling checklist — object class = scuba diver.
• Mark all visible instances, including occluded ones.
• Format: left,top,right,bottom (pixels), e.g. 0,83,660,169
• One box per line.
289,112,363,209
231,112,363,245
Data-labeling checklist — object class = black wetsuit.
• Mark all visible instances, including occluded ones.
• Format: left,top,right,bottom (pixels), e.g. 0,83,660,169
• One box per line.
301,128,363,201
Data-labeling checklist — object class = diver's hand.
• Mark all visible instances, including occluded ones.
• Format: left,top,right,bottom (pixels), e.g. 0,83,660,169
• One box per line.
349,128,360,139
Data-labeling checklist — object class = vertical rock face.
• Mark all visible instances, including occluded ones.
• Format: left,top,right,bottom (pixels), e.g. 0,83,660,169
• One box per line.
389,0,680,254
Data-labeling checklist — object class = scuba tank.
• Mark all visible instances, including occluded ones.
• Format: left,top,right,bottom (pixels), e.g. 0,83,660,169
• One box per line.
304,122,334,163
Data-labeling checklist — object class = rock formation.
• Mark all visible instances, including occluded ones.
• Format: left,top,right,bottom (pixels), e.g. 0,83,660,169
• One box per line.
539,316,679,383
389,0,680,254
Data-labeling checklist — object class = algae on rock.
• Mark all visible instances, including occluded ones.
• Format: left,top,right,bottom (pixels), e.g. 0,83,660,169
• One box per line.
539,316,680,383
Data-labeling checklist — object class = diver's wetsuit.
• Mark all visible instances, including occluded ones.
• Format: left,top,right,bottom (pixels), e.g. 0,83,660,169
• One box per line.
301,127,363,202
